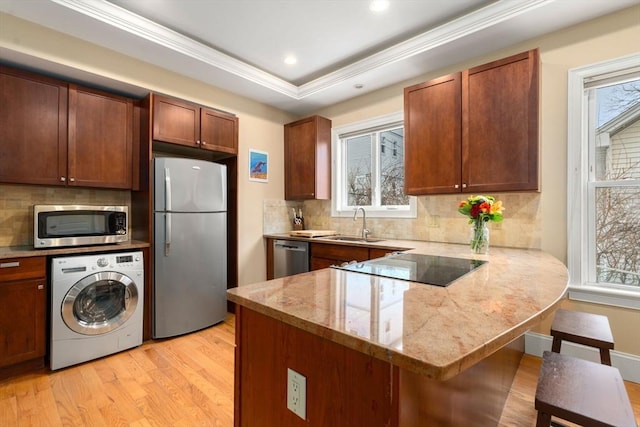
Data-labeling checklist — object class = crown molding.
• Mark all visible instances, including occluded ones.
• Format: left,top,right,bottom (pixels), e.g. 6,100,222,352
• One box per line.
51,0,553,101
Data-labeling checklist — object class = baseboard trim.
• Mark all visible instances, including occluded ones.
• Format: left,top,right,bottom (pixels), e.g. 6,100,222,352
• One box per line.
525,332,640,383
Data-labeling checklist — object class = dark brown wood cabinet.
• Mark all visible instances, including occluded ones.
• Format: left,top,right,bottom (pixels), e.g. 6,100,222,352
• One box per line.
152,94,238,154
404,49,539,195
284,115,331,200
0,66,137,189
68,84,134,189
0,257,46,377
310,242,370,271
405,73,462,195
0,66,68,186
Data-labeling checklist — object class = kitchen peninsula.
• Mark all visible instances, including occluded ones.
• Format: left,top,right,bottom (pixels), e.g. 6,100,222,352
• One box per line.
228,241,568,426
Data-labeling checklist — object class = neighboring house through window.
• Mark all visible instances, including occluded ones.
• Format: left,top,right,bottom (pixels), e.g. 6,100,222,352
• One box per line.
332,112,416,218
567,53,640,308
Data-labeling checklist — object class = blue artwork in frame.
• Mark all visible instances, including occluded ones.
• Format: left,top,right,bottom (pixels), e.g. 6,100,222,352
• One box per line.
249,149,268,182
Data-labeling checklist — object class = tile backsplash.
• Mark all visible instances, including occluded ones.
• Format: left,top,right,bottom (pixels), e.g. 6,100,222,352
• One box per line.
264,193,541,249
0,184,131,247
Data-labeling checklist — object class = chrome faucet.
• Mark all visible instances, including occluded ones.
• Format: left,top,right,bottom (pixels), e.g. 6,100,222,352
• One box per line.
353,207,370,240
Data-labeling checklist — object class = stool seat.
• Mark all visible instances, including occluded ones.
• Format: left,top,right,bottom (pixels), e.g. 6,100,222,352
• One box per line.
550,309,614,365
535,351,637,427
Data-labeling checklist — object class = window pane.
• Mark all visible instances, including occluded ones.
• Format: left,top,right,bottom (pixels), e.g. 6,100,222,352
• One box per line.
594,80,640,181
595,186,640,286
346,135,372,206
379,128,409,206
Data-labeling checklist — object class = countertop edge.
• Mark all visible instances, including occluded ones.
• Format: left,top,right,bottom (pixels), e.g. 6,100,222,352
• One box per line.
0,240,151,259
228,286,569,380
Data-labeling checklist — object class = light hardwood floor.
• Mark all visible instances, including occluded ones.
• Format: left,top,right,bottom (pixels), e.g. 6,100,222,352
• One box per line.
1,314,638,426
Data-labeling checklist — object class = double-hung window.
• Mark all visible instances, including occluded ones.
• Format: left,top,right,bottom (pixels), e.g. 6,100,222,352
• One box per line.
567,53,640,308
331,112,416,218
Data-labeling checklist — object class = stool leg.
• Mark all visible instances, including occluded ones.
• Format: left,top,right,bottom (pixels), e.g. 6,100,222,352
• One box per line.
551,337,562,353
600,348,612,366
536,410,552,427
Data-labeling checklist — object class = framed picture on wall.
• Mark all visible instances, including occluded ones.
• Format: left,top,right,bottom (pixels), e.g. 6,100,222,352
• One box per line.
249,149,268,183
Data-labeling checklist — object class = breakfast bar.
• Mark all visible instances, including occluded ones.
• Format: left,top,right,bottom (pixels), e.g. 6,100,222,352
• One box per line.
227,242,569,426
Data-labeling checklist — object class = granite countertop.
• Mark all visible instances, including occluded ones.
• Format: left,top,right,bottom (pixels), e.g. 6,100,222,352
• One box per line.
0,240,150,259
228,241,568,381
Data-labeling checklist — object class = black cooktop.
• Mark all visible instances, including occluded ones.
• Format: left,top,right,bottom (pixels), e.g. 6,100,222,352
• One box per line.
333,253,486,287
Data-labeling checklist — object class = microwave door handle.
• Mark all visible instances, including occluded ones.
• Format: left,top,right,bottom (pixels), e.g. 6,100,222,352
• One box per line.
164,167,172,212
165,213,171,256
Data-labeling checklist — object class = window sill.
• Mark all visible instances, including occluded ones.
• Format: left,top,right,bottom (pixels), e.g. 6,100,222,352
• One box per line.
568,284,640,310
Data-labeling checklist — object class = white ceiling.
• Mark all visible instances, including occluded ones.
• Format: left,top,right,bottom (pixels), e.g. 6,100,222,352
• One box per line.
1,0,638,115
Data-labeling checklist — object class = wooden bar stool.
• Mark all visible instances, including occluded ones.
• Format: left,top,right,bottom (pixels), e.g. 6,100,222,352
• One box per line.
550,309,614,365
535,351,637,427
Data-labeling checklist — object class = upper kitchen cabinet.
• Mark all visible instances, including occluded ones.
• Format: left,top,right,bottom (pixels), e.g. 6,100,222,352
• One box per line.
284,115,331,200
68,84,135,189
405,73,462,195
0,66,68,186
152,94,238,154
0,66,137,189
404,49,539,195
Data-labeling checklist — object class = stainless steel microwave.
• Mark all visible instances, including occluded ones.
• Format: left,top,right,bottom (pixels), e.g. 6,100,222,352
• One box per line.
34,205,128,248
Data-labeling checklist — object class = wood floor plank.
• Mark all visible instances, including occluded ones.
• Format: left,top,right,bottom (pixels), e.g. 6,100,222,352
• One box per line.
0,314,637,426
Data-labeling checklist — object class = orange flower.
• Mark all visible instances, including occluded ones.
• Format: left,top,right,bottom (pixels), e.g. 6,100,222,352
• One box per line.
479,202,491,213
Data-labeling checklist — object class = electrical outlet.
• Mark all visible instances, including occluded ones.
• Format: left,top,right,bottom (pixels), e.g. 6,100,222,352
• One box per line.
287,368,306,420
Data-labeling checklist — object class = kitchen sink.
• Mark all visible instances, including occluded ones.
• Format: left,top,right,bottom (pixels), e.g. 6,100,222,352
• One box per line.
326,236,386,243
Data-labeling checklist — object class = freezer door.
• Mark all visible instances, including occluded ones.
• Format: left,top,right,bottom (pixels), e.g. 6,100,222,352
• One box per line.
154,157,226,212
153,211,227,338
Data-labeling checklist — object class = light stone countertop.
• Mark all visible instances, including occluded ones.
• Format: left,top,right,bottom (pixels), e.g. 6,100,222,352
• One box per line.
228,240,568,380
0,240,150,259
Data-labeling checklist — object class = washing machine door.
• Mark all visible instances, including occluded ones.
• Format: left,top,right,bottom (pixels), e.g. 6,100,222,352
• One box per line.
61,271,139,335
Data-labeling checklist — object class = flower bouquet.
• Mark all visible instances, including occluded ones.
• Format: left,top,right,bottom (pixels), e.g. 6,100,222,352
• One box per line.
458,195,504,253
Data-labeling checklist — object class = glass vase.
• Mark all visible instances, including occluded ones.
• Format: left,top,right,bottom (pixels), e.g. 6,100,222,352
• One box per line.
470,220,489,254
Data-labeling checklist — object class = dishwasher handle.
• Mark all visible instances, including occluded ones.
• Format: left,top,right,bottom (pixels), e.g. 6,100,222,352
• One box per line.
274,240,308,252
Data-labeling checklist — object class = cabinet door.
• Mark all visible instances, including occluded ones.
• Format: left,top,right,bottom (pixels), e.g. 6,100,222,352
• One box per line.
0,66,68,186
285,117,318,199
200,108,238,154
152,94,200,147
68,85,133,188
463,49,539,192
0,279,46,367
284,116,331,200
404,73,462,195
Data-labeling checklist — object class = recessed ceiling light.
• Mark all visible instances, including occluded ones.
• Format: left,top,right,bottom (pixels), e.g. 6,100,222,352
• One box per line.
369,0,389,13
284,55,297,65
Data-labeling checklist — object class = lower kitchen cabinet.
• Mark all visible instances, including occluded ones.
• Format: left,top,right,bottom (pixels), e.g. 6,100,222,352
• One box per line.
310,243,370,271
0,257,47,378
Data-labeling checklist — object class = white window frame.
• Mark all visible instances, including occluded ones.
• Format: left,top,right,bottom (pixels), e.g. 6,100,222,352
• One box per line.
331,112,417,218
567,53,640,310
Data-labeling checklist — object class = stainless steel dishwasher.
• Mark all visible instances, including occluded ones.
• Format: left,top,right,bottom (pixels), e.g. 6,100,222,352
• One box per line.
273,239,309,278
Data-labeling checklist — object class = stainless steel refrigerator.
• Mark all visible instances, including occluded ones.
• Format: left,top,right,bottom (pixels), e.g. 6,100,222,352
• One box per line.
153,157,227,338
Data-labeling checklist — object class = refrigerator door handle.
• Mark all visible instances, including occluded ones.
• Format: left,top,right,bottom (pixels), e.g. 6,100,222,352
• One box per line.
164,167,172,211
165,213,171,256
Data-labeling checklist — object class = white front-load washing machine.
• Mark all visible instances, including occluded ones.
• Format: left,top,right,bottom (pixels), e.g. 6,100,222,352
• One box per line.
50,251,144,370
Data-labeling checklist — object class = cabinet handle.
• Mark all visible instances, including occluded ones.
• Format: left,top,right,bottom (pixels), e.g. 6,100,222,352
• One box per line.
60,177,66,182
196,140,201,145
454,184,459,189
69,177,75,182
462,183,467,188
201,141,207,146
37,284,44,290
0,261,20,268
